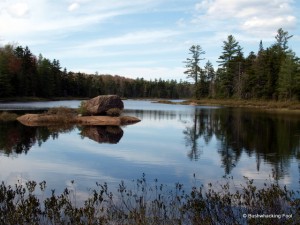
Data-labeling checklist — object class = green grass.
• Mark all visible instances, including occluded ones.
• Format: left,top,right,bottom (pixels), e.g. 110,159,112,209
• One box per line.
0,175,299,225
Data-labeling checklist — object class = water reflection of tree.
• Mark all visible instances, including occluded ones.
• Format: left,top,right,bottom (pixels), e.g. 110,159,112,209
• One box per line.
183,113,200,160
183,109,215,160
0,122,70,156
183,108,300,179
0,122,125,156
215,110,244,174
0,121,36,155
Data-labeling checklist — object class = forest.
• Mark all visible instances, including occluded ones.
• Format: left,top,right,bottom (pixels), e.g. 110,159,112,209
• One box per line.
185,28,300,100
0,28,299,100
0,44,192,99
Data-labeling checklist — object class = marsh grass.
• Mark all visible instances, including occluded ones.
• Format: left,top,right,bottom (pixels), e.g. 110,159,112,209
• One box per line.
181,99,300,112
41,107,77,123
154,100,174,104
0,175,299,225
45,106,77,116
0,111,18,121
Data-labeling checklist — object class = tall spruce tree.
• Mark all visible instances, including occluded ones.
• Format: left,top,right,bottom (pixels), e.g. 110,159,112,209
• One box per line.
217,35,243,97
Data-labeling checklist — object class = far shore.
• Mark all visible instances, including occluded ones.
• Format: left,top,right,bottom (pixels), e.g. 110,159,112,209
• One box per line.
154,98,300,114
1,97,300,114
0,96,89,102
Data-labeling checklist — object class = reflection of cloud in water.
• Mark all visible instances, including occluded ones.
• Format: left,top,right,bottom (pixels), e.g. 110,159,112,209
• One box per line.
0,101,300,199
0,155,120,195
63,134,181,166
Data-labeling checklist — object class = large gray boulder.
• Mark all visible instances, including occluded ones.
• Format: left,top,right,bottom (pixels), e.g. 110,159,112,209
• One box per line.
84,95,124,115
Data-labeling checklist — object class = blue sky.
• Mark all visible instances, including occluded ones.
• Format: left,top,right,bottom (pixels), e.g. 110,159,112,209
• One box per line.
0,0,299,81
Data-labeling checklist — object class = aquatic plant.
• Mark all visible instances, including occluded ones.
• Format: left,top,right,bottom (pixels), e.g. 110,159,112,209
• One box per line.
0,175,299,225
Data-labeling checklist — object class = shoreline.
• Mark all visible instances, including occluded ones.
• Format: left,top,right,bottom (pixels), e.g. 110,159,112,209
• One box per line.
1,97,300,114
0,96,89,102
155,99,300,114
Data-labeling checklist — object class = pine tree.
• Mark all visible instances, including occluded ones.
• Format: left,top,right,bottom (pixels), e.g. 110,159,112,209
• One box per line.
275,28,293,52
184,45,205,98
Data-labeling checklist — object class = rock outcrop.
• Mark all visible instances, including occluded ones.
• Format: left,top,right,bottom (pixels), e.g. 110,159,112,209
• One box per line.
17,114,140,126
16,95,140,127
84,95,124,115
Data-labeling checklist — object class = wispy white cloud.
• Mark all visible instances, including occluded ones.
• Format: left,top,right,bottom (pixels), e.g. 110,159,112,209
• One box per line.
0,0,164,40
68,2,80,12
7,2,30,17
0,0,299,80
242,15,296,32
78,30,181,49
194,0,297,38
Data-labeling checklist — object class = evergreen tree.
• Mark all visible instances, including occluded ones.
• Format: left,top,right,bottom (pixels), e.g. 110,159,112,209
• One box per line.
243,51,257,98
14,46,37,96
37,55,54,97
275,28,293,52
204,60,215,97
258,40,264,53
0,71,12,97
253,44,268,98
277,52,298,100
184,45,205,98
217,35,243,97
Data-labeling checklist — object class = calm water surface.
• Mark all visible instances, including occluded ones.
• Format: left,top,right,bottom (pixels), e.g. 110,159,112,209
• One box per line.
0,100,299,199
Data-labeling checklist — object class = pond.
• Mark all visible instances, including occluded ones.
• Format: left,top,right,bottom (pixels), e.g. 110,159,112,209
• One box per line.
0,100,299,201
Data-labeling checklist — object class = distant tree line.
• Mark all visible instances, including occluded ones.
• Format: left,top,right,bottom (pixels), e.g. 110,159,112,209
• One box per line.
0,44,192,99
184,28,300,100
1,28,299,100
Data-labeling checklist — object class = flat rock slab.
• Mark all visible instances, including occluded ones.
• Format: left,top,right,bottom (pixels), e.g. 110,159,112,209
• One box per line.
17,114,140,127
76,116,140,126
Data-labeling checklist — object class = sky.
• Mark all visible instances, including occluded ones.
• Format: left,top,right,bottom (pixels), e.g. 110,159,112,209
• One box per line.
0,0,299,81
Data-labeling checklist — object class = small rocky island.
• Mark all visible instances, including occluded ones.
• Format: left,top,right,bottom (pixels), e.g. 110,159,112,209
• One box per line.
17,95,141,126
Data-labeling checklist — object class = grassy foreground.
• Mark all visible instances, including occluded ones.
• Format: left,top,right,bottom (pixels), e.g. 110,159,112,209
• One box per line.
0,175,299,225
